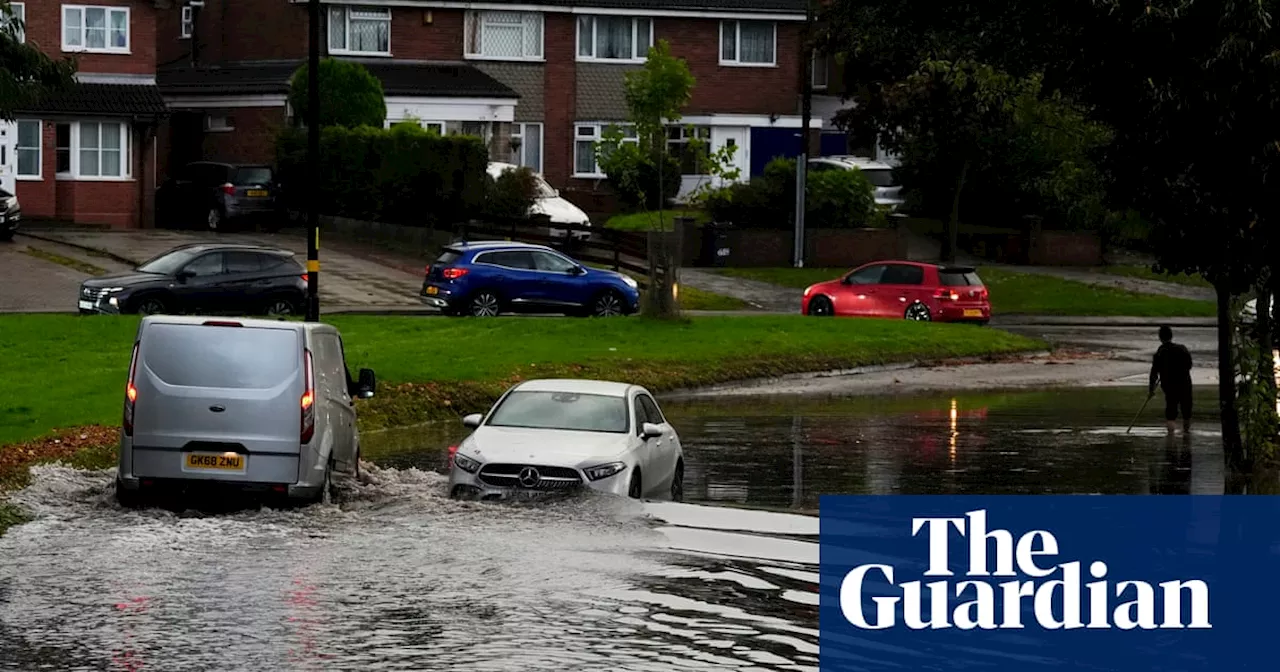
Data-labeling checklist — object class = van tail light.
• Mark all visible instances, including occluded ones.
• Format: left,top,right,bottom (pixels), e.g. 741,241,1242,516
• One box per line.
221,182,236,196
123,341,140,437
447,445,459,471
441,267,468,280
301,273,309,282
300,349,316,444
934,288,960,301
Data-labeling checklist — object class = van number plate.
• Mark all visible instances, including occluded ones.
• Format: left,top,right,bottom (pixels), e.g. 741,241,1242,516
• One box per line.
185,452,245,470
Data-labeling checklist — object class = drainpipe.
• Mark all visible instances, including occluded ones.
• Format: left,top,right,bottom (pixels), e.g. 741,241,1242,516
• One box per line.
189,2,201,67
793,0,814,268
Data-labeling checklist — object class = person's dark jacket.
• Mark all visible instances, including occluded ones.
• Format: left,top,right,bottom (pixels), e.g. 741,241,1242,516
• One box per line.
1150,342,1193,395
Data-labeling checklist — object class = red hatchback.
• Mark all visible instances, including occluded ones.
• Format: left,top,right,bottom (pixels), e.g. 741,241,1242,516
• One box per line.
801,261,991,323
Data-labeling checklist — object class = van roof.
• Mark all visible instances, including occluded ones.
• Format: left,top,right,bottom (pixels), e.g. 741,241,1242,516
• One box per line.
139,315,334,333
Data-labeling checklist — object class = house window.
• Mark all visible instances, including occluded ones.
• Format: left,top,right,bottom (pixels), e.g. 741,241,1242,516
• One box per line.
388,119,444,134
180,5,192,39
328,5,391,55
511,122,542,173
54,121,130,179
667,125,711,175
465,11,543,60
720,20,775,66
3,3,24,43
16,120,40,178
62,5,130,53
812,53,829,89
573,123,637,177
205,115,234,132
577,16,652,61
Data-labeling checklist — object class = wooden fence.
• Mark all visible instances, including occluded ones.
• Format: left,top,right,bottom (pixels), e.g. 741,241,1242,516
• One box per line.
451,217,653,287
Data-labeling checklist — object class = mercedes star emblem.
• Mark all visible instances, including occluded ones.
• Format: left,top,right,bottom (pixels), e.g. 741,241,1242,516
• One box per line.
518,466,540,488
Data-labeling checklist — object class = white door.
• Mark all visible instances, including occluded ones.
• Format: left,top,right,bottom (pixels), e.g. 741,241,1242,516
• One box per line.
0,121,16,195
711,126,750,186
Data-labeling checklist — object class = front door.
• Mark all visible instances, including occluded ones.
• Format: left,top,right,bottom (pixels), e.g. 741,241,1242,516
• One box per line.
530,250,588,309
711,126,750,187
171,252,227,313
876,263,928,318
0,121,16,196
835,264,888,317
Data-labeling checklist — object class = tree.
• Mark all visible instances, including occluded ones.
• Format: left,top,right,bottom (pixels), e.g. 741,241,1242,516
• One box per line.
289,58,385,129
0,1,76,120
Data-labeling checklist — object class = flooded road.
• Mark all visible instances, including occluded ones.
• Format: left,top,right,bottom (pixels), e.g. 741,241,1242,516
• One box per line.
0,388,1229,670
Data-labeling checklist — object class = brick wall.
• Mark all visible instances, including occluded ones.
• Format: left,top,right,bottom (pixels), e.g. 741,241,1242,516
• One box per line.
388,7,463,59
662,19,801,116
17,121,150,227
543,14,577,186
20,0,156,75
198,107,288,165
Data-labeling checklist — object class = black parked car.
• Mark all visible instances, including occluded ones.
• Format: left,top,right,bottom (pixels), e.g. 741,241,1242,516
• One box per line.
78,244,307,316
0,186,20,242
157,161,282,231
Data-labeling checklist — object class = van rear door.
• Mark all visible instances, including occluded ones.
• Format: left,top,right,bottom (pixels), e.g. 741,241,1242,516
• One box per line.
132,321,304,457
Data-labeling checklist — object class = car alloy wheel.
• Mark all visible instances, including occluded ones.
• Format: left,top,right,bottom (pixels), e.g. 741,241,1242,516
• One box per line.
808,296,833,316
592,291,624,317
628,471,643,499
266,299,295,317
905,302,932,321
135,298,166,315
670,460,684,502
207,208,221,231
469,292,501,317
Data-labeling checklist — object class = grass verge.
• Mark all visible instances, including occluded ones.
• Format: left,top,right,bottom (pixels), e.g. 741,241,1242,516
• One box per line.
0,313,1042,447
715,267,1217,317
0,425,118,537
604,210,708,232
1098,264,1212,289
23,246,108,276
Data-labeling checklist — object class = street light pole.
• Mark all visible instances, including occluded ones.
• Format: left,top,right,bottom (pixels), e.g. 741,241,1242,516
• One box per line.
794,0,814,268
305,0,321,321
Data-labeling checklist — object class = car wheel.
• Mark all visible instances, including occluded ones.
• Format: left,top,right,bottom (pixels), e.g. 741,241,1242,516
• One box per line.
468,291,501,317
670,460,684,502
591,290,625,317
905,302,932,321
316,463,334,505
0,230,13,242
115,480,144,509
133,296,167,316
264,297,297,317
807,295,834,316
207,208,223,232
628,470,643,499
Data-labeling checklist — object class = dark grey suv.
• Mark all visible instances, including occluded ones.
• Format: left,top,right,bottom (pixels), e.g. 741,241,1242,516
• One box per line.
157,162,281,231
0,186,20,241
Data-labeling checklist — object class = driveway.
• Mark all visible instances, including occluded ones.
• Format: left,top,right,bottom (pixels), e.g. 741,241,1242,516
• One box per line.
17,229,429,311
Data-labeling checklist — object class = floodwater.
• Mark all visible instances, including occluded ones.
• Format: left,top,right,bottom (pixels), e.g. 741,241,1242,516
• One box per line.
0,387,1236,670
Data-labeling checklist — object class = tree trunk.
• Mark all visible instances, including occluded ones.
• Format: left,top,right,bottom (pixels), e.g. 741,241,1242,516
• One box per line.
1256,283,1274,405
942,160,970,264
1215,280,1245,468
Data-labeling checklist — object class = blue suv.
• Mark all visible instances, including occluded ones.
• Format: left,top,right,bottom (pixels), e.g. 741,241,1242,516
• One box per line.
420,241,641,317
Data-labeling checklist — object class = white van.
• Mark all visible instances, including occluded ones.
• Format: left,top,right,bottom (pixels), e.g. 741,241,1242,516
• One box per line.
488,162,592,241
114,316,376,506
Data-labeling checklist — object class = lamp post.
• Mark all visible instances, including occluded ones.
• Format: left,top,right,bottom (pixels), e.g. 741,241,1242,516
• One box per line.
794,0,814,268
305,0,321,321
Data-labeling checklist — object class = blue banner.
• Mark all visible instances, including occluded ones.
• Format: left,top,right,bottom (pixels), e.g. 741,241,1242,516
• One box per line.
819,496,1280,671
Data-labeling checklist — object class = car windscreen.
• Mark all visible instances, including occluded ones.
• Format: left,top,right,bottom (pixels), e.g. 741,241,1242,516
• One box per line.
861,169,897,187
136,248,202,275
0,186,12,198
485,391,629,433
435,249,462,265
234,167,273,185
939,270,984,286
142,323,300,389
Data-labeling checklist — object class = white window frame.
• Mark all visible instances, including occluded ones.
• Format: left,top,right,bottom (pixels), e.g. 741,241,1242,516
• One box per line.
327,5,392,56
16,119,41,180
387,118,445,135
812,53,828,90
204,115,234,132
573,122,637,179
54,121,132,181
62,4,131,54
180,5,192,39
719,20,776,67
4,2,25,43
464,10,544,62
510,122,543,173
576,16,653,63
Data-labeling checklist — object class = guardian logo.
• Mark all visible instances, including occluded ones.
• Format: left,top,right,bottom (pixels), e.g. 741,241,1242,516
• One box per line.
839,509,1212,631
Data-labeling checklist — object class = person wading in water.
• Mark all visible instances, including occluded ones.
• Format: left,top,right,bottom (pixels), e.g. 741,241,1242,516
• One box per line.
1149,325,1194,433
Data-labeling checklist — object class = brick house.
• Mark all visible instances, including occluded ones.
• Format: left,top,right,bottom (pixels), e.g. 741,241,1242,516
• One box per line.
1,1,167,227
150,0,823,217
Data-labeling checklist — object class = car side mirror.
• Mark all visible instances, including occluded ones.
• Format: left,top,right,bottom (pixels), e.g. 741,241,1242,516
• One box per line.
462,413,483,429
641,422,663,439
571,265,586,275
175,270,195,282
356,368,376,399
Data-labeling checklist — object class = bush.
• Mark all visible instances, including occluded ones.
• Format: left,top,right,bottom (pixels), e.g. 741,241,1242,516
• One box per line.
704,157,879,229
289,58,386,129
483,166,540,220
598,142,682,211
276,123,488,227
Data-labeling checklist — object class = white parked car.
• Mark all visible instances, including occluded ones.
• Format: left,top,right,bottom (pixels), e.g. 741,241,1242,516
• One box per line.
448,379,685,501
808,155,906,212
488,162,592,241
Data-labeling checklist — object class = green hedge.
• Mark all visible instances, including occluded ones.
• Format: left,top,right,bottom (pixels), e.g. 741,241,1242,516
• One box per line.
276,123,489,227
705,157,881,229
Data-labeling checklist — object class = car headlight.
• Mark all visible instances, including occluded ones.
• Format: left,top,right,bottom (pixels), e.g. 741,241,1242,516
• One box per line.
584,462,626,481
453,453,482,474
105,287,125,293
621,276,638,290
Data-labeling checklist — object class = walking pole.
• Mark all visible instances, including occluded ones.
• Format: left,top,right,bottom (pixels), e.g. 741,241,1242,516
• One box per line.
1126,375,1159,434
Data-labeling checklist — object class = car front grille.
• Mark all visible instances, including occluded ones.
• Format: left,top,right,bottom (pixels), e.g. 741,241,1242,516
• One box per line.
477,463,583,490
